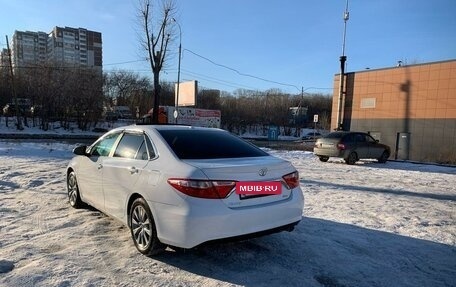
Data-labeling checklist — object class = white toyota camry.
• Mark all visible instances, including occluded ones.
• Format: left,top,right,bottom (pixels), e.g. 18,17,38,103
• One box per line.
67,125,304,255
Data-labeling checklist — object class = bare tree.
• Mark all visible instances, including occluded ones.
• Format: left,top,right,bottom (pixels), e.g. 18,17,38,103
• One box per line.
105,70,143,105
69,68,104,131
138,0,177,123
197,89,221,110
219,90,332,134
103,69,153,116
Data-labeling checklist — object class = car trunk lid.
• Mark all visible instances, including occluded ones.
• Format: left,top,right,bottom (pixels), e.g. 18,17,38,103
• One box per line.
315,137,341,149
183,156,296,208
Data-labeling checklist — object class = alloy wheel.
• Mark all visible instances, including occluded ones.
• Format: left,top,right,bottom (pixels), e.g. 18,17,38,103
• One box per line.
131,205,152,251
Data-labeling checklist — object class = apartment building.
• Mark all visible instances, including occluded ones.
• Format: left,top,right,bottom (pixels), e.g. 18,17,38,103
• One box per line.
0,48,10,69
331,59,456,163
11,30,48,69
47,26,102,70
8,26,102,72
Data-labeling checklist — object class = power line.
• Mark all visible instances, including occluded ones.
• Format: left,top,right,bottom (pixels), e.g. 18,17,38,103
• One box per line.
104,66,261,91
183,48,302,92
104,54,333,93
103,59,146,66
2,57,332,94
101,52,304,91
180,68,258,90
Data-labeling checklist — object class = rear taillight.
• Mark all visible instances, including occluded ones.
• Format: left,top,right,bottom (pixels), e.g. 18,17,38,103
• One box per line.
282,171,300,189
167,179,236,199
337,143,345,150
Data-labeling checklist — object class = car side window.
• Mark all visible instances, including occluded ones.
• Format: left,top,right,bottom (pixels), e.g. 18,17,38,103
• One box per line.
91,132,121,157
343,134,355,143
135,141,148,160
366,135,377,143
114,133,145,159
355,133,366,143
145,135,156,159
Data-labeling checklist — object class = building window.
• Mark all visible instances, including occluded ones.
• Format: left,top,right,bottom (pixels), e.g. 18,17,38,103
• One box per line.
360,98,376,109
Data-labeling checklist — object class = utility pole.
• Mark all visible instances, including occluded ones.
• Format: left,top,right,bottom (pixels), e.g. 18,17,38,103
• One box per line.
336,0,349,131
5,35,22,130
172,18,182,124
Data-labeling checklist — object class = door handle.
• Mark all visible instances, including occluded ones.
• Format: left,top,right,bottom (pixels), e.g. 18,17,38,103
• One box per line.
97,164,103,170
129,167,139,174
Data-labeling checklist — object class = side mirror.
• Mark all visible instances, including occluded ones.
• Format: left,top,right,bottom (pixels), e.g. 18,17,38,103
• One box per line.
375,139,379,143
73,145,88,156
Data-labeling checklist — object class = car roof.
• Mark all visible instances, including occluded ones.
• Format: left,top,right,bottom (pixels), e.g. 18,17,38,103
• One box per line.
324,131,371,138
116,124,224,133
328,131,367,135
326,131,350,135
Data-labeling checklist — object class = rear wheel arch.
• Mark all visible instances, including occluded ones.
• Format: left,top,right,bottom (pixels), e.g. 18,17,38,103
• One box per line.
127,194,159,229
345,151,358,165
129,197,166,255
127,193,144,228
378,149,390,163
319,156,329,162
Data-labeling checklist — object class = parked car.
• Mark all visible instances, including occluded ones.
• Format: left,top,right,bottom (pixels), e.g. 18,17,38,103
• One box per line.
301,132,322,140
113,106,133,119
104,111,118,121
313,131,390,164
67,125,304,255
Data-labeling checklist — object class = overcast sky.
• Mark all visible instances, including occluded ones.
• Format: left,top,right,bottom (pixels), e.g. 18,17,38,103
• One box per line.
1,0,455,95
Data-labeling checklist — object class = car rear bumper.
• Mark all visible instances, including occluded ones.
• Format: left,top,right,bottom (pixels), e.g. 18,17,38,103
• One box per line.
313,147,343,157
149,188,304,248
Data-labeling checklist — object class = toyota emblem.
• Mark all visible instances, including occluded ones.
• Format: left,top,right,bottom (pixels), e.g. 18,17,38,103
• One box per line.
259,168,268,176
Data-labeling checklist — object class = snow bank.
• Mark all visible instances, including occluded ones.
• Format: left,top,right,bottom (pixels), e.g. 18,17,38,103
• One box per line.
0,141,455,286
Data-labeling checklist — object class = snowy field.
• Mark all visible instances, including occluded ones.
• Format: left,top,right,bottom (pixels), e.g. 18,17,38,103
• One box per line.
0,140,455,287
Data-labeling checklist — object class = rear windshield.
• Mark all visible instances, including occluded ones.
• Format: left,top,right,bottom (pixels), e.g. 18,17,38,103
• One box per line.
158,129,268,159
324,132,346,139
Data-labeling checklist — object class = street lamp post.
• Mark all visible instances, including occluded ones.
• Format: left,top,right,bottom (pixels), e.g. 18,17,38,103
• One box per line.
172,18,182,124
336,0,349,130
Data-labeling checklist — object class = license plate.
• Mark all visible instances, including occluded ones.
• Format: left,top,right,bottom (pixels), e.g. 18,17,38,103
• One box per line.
235,182,282,196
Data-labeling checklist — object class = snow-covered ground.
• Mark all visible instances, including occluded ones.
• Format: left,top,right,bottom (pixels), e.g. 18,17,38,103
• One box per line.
0,140,455,287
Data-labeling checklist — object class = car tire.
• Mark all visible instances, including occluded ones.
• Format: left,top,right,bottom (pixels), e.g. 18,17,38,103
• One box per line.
378,150,390,163
67,171,84,209
130,198,166,256
319,156,329,162
345,152,358,165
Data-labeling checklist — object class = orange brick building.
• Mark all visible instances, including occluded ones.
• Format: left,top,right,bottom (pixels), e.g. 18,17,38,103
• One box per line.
331,59,456,163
